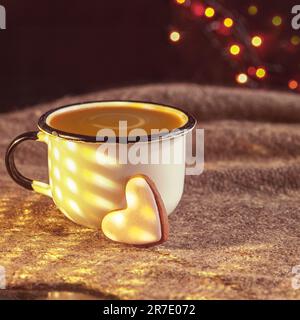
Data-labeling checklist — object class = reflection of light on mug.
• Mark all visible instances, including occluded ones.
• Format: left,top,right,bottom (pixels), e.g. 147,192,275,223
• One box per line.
84,192,114,210
95,148,118,166
82,147,95,161
65,158,77,173
38,131,49,144
55,186,63,200
54,167,61,180
81,145,119,167
66,178,77,194
53,147,60,160
66,141,77,151
68,199,81,214
82,169,118,190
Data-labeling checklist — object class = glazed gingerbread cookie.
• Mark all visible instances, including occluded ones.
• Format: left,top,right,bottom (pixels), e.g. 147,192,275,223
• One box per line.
101,174,169,247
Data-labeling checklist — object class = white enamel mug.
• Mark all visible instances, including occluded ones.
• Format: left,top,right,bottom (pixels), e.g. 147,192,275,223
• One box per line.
6,101,196,229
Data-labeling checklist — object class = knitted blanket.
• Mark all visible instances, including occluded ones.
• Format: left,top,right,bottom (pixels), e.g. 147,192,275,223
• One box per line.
1,83,300,299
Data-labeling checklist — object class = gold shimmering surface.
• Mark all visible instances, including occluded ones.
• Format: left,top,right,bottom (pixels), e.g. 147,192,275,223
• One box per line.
1,184,300,299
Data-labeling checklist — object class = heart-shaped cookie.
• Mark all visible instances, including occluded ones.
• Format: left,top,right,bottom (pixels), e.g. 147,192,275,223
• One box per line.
101,175,169,246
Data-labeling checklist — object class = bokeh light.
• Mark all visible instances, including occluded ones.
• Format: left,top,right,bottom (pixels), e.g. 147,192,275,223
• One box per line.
169,0,298,92
224,18,234,28
169,31,181,42
291,36,300,46
248,5,258,16
229,44,241,55
251,36,262,47
272,16,282,26
288,80,298,90
236,73,248,84
205,7,215,18
247,66,256,76
191,3,205,17
256,67,266,79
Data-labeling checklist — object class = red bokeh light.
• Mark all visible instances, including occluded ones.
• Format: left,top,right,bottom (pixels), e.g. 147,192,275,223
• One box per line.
247,66,257,76
191,3,205,17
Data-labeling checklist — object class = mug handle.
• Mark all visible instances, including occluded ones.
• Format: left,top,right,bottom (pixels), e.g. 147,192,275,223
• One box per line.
5,131,52,197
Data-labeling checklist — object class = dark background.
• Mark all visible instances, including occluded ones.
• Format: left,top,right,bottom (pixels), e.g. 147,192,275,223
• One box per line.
0,0,298,113
0,0,179,112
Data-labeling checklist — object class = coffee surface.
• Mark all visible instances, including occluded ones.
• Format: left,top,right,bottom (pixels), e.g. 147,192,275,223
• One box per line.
48,104,187,136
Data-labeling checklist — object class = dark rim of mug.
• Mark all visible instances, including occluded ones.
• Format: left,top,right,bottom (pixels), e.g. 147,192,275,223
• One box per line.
38,100,197,143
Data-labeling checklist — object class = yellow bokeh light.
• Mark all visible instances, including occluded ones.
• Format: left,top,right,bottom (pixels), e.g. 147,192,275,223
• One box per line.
229,44,240,55
65,158,77,173
66,178,78,194
291,35,300,46
251,35,262,47
169,31,181,42
224,18,234,28
205,7,215,18
176,0,186,4
256,67,266,78
236,73,248,84
272,16,282,26
248,5,258,16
